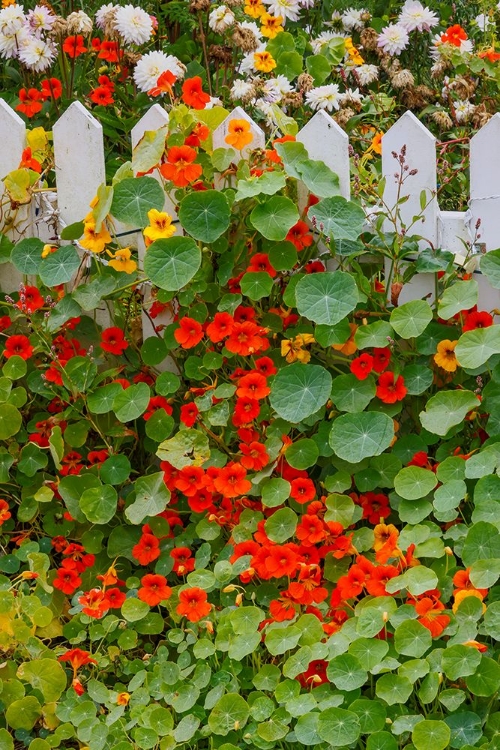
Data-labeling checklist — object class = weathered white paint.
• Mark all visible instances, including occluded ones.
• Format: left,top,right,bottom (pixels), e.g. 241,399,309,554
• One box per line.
297,110,350,199
470,113,500,252
213,105,265,160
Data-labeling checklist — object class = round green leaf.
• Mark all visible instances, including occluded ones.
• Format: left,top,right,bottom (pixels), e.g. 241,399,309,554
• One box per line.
264,507,297,543
390,300,432,338
110,176,165,226
17,659,66,702
261,477,291,508
455,326,500,369
100,454,131,485
326,654,367,691
438,280,478,320
80,485,117,524
366,732,398,750
442,645,482,681
6,696,42,730
3,355,27,380
348,638,389,671
270,363,332,423
240,271,273,301
308,196,365,241
121,597,150,622
295,271,358,325
331,373,376,413
412,720,451,750
462,521,500,566
403,365,434,396
285,439,319,469
375,674,413,705
208,694,250,736
113,382,150,422
445,712,482,749
329,412,394,463
350,699,386,735
39,245,80,286
178,189,231,243
11,238,44,275
394,620,432,657
317,708,360,746
250,196,299,241
419,390,480,436
144,236,202,291
0,404,22,439
481,248,500,288
394,467,437,500
141,337,168,366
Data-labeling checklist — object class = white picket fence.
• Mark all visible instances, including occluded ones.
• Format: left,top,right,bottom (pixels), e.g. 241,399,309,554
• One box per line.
1,98,500,317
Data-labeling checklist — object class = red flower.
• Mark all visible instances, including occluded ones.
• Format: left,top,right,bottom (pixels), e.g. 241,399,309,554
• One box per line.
63,35,87,58
160,146,203,188
0,316,11,332
376,372,407,404
286,220,314,251
174,317,204,348
53,567,82,595
100,327,128,355
16,285,44,314
239,441,269,471
463,310,494,332
350,353,374,380
4,335,33,360
305,260,325,273
225,321,268,356
58,648,97,671
19,148,42,172
255,356,277,376
132,533,161,565
290,477,316,504
170,547,195,575
236,372,270,400
78,588,110,619
181,76,211,109
148,69,176,97
97,40,120,62
214,462,251,498
90,86,114,106
233,396,260,426
372,347,391,373
40,78,63,100
415,597,450,637
16,88,43,118
0,499,11,525
180,402,199,427
176,587,212,622
105,588,127,608
297,660,329,688
441,24,467,47
206,312,234,343
138,574,172,606
247,253,277,277
174,466,205,497
144,396,173,421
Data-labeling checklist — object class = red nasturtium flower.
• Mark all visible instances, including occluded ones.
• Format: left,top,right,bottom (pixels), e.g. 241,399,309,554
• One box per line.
63,35,87,57
0,499,11,525
372,347,391,373
16,285,44,313
148,69,176,97
144,396,173,421
16,88,43,118
78,589,110,618
100,327,128,355
440,24,467,46
132,533,161,565
19,148,42,172
58,648,97,671
206,312,234,343
174,317,204,348
214,462,252,497
181,76,211,109
236,372,270,400
170,547,195,575
462,310,494,332
40,77,63,100
160,146,203,187
376,371,407,404
180,402,199,427
415,597,450,637
4,335,34,360
350,352,374,380
176,587,212,622
247,253,277,277
53,567,82,595
90,86,114,106
286,220,314,251
138,574,172,606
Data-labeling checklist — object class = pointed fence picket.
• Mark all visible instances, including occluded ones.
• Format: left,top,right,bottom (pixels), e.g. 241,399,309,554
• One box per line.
1,98,500,335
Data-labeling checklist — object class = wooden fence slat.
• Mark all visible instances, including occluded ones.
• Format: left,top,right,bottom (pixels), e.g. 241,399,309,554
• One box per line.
212,106,265,159
470,113,500,252
297,110,350,199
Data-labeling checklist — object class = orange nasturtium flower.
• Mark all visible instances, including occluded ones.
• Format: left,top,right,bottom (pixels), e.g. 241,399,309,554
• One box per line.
244,0,265,17
79,220,112,253
181,76,211,110
148,69,176,97
478,47,500,62
332,322,358,355
260,13,283,38
440,24,467,47
254,50,277,72
143,208,176,246
373,523,400,563
225,119,254,151
434,339,458,372
176,587,212,622
160,145,203,188
108,248,137,274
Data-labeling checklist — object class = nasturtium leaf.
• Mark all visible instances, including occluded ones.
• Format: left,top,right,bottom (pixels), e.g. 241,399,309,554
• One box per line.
465,656,500,696
402,364,434,395
99,454,131,485
386,565,438,596
80,485,117,524
348,638,389,671
455,326,500,369
179,190,231,243
442,645,482,681
0,404,22,439
354,321,393,349
266,625,301,655
331,373,376,413
3,355,27,380
326,654,367,691
11,237,44,274
390,300,432,338
261,477,291,507
235,171,287,200
267,241,298,271
126,472,170,524
433,480,466,512
419,390,480,436
350,700,386,735
412,720,450,750
376,674,413,705
464,448,498,478
295,158,341,198
113,382,150,422
144,236,202,291
481,248,500,287
110,176,164,226
469,558,500,588
72,275,117,310
284,439,319,469
366,732,398,750
17,659,66,702
230,606,264,634
308,196,366,241
265,507,297,543
394,620,432,657
141,336,168,366
317,708,361,746
270,363,332,423
87,383,122,414
306,53,331,84
329,412,394,463
121,597,150,622
62,356,97,393
6,697,42,730
132,126,168,175
208,694,250,736
157,428,210,468
438,280,478,320
294,713,322,746
295,271,358,325
240,271,273,300
445,711,483,749
39,245,80,286
250,196,299,240
394,466,437,499
462,521,500,566
275,50,303,79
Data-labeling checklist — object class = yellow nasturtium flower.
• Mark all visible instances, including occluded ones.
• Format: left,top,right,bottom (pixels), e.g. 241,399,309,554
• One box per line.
79,220,112,254
143,208,176,246
260,13,284,38
434,339,459,372
281,333,315,363
108,248,137,274
244,0,265,18
254,50,277,73
345,37,364,65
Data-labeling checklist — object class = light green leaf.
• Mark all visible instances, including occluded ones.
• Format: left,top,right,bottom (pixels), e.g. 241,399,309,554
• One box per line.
132,126,168,175
80,485,117,524
455,326,500,369
264,507,297,543
250,196,299,241
208,694,250,736
394,466,437,500
270,363,332,423
110,176,164,226
295,271,358,325
178,190,231,243
329,412,394,463
144,236,202,292
113,382,150,422
390,300,432,338
126,472,170,524
438,280,478,320
419,390,480,436
308,196,365,241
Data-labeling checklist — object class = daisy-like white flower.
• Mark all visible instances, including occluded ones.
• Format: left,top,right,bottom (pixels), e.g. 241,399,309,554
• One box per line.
230,79,255,100
353,63,379,85
377,23,409,55
475,13,494,32
341,87,363,105
454,99,475,122
95,3,117,29
67,10,93,34
18,35,56,71
0,4,25,34
26,5,56,34
0,25,29,58
341,8,368,32
264,0,301,23
208,5,235,32
239,19,262,41
133,50,183,92
254,98,280,127
114,5,153,45
305,83,341,111
398,1,438,31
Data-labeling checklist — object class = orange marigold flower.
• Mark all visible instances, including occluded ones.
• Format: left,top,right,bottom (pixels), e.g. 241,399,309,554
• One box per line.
434,339,458,372
138,573,172,606
181,76,211,109
225,118,254,151
160,145,203,188
176,587,212,622
174,317,204,349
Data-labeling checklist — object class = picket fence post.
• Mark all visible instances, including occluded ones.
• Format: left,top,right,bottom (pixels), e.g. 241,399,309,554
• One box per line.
297,110,350,200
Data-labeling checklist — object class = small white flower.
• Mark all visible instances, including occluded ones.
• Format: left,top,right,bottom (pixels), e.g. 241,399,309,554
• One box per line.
0,4,25,34
353,63,379,86
208,5,235,32
398,1,438,32
254,98,280,127
298,0,315,8
310,30,345,55
475,13,494,32
230,79,255,100
239,19,262,41
67,10,93,35
95,3,117,29
114,5,153,45
26,5,56,34
264,0,301,23
0,25,29,58
454,99,475,122
341,87,363,105
377,23,409,56
305,83,341,111
18,35,56,71
341,8,368,32
133,50,183,92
